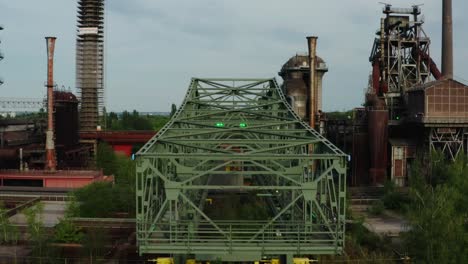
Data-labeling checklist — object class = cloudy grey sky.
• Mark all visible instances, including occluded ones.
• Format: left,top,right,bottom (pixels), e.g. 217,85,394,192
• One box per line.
0,0,467,112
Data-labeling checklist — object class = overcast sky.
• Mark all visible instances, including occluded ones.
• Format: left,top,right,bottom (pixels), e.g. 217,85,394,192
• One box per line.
0,0,467,112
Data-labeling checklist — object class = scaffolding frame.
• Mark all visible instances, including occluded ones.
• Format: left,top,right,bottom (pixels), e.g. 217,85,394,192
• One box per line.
76,0,105,131
369,5,433,120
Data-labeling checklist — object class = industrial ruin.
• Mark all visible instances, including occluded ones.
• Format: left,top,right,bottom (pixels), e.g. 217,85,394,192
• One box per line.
326,1,468,187
0,0,466,263
76,0,105,131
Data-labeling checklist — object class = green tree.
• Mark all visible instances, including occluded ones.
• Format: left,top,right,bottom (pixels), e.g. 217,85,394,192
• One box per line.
404,154,468,263
170,103,177,117
72,182,135,218
104,110,169,131
65,195,80,218
96,142,136,185
53,217,84,243
107,111,120,130
24,202,48,263
73,182,117,218
75,142,137,218
114,154,136,185
0,202,19,245
96,142,116,175
105,110,154,130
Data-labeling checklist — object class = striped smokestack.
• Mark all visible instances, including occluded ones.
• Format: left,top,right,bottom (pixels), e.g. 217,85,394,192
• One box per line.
45,36,57,171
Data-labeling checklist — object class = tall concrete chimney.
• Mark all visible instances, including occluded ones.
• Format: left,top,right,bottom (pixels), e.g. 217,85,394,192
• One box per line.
442,0,453,78
45,37,57,171
307,36,317,129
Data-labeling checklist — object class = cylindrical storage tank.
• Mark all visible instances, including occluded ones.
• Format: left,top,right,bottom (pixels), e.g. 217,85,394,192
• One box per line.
368,109,388,185
279,54,327,122
279,55,309,120
283,71,308,119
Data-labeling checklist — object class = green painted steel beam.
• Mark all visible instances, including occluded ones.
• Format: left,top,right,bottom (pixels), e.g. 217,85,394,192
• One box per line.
139,153,343,159
136,78,347,259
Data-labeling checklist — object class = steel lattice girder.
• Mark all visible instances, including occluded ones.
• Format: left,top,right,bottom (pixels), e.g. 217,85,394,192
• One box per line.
136,78,347,258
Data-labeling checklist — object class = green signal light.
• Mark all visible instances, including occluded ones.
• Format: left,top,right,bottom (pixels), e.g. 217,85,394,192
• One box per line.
215,122,225,127
239,123,247,128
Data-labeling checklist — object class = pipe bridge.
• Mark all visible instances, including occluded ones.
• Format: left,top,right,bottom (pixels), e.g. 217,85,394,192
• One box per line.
136,78,347,260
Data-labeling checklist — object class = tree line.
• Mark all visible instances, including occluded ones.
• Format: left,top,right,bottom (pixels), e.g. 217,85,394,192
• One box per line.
104,109,169,131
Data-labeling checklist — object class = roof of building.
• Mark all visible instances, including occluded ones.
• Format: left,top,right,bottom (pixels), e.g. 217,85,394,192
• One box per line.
279,54,327,74
54,91,78,102
406,77,468,92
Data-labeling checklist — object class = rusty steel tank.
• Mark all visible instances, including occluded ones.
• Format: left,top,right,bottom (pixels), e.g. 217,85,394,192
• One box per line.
367,94,388,185
279,54,327,120
351,108,370,186
54,91,79,147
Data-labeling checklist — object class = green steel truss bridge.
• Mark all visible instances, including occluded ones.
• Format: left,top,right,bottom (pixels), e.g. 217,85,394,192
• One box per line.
136,78,347,260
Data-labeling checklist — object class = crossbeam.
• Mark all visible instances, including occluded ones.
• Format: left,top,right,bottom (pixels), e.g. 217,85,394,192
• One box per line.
136,78,347,260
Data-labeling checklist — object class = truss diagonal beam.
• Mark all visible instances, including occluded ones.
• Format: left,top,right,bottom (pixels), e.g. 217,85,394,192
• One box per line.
136,78,347,258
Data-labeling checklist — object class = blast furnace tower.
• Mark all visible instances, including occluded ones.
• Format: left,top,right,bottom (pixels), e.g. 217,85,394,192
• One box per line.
76,0,105,131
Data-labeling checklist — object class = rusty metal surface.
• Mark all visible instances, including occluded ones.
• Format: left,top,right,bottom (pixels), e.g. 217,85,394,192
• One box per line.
352,132,370,186
0,148,17,159
368,109,388,185
442,0,453,77
45,37,57,171
279,50,327,122
307,36,318,129
406,79,468,125
281,71,308,119
54,91,79,147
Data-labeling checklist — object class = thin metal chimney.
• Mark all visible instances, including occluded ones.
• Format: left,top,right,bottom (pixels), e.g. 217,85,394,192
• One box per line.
442,0,453,78
45,37,57,171
307,36,318,129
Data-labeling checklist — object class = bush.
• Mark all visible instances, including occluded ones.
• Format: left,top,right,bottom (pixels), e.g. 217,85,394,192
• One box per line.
72,142,137,218
96,142,136,185
382,180,409,212
0,202,19,245
368,200,384,216
403,153,468,263
72,182,135,218
96,142,116,176
53,218,84,243
346,220,393,256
